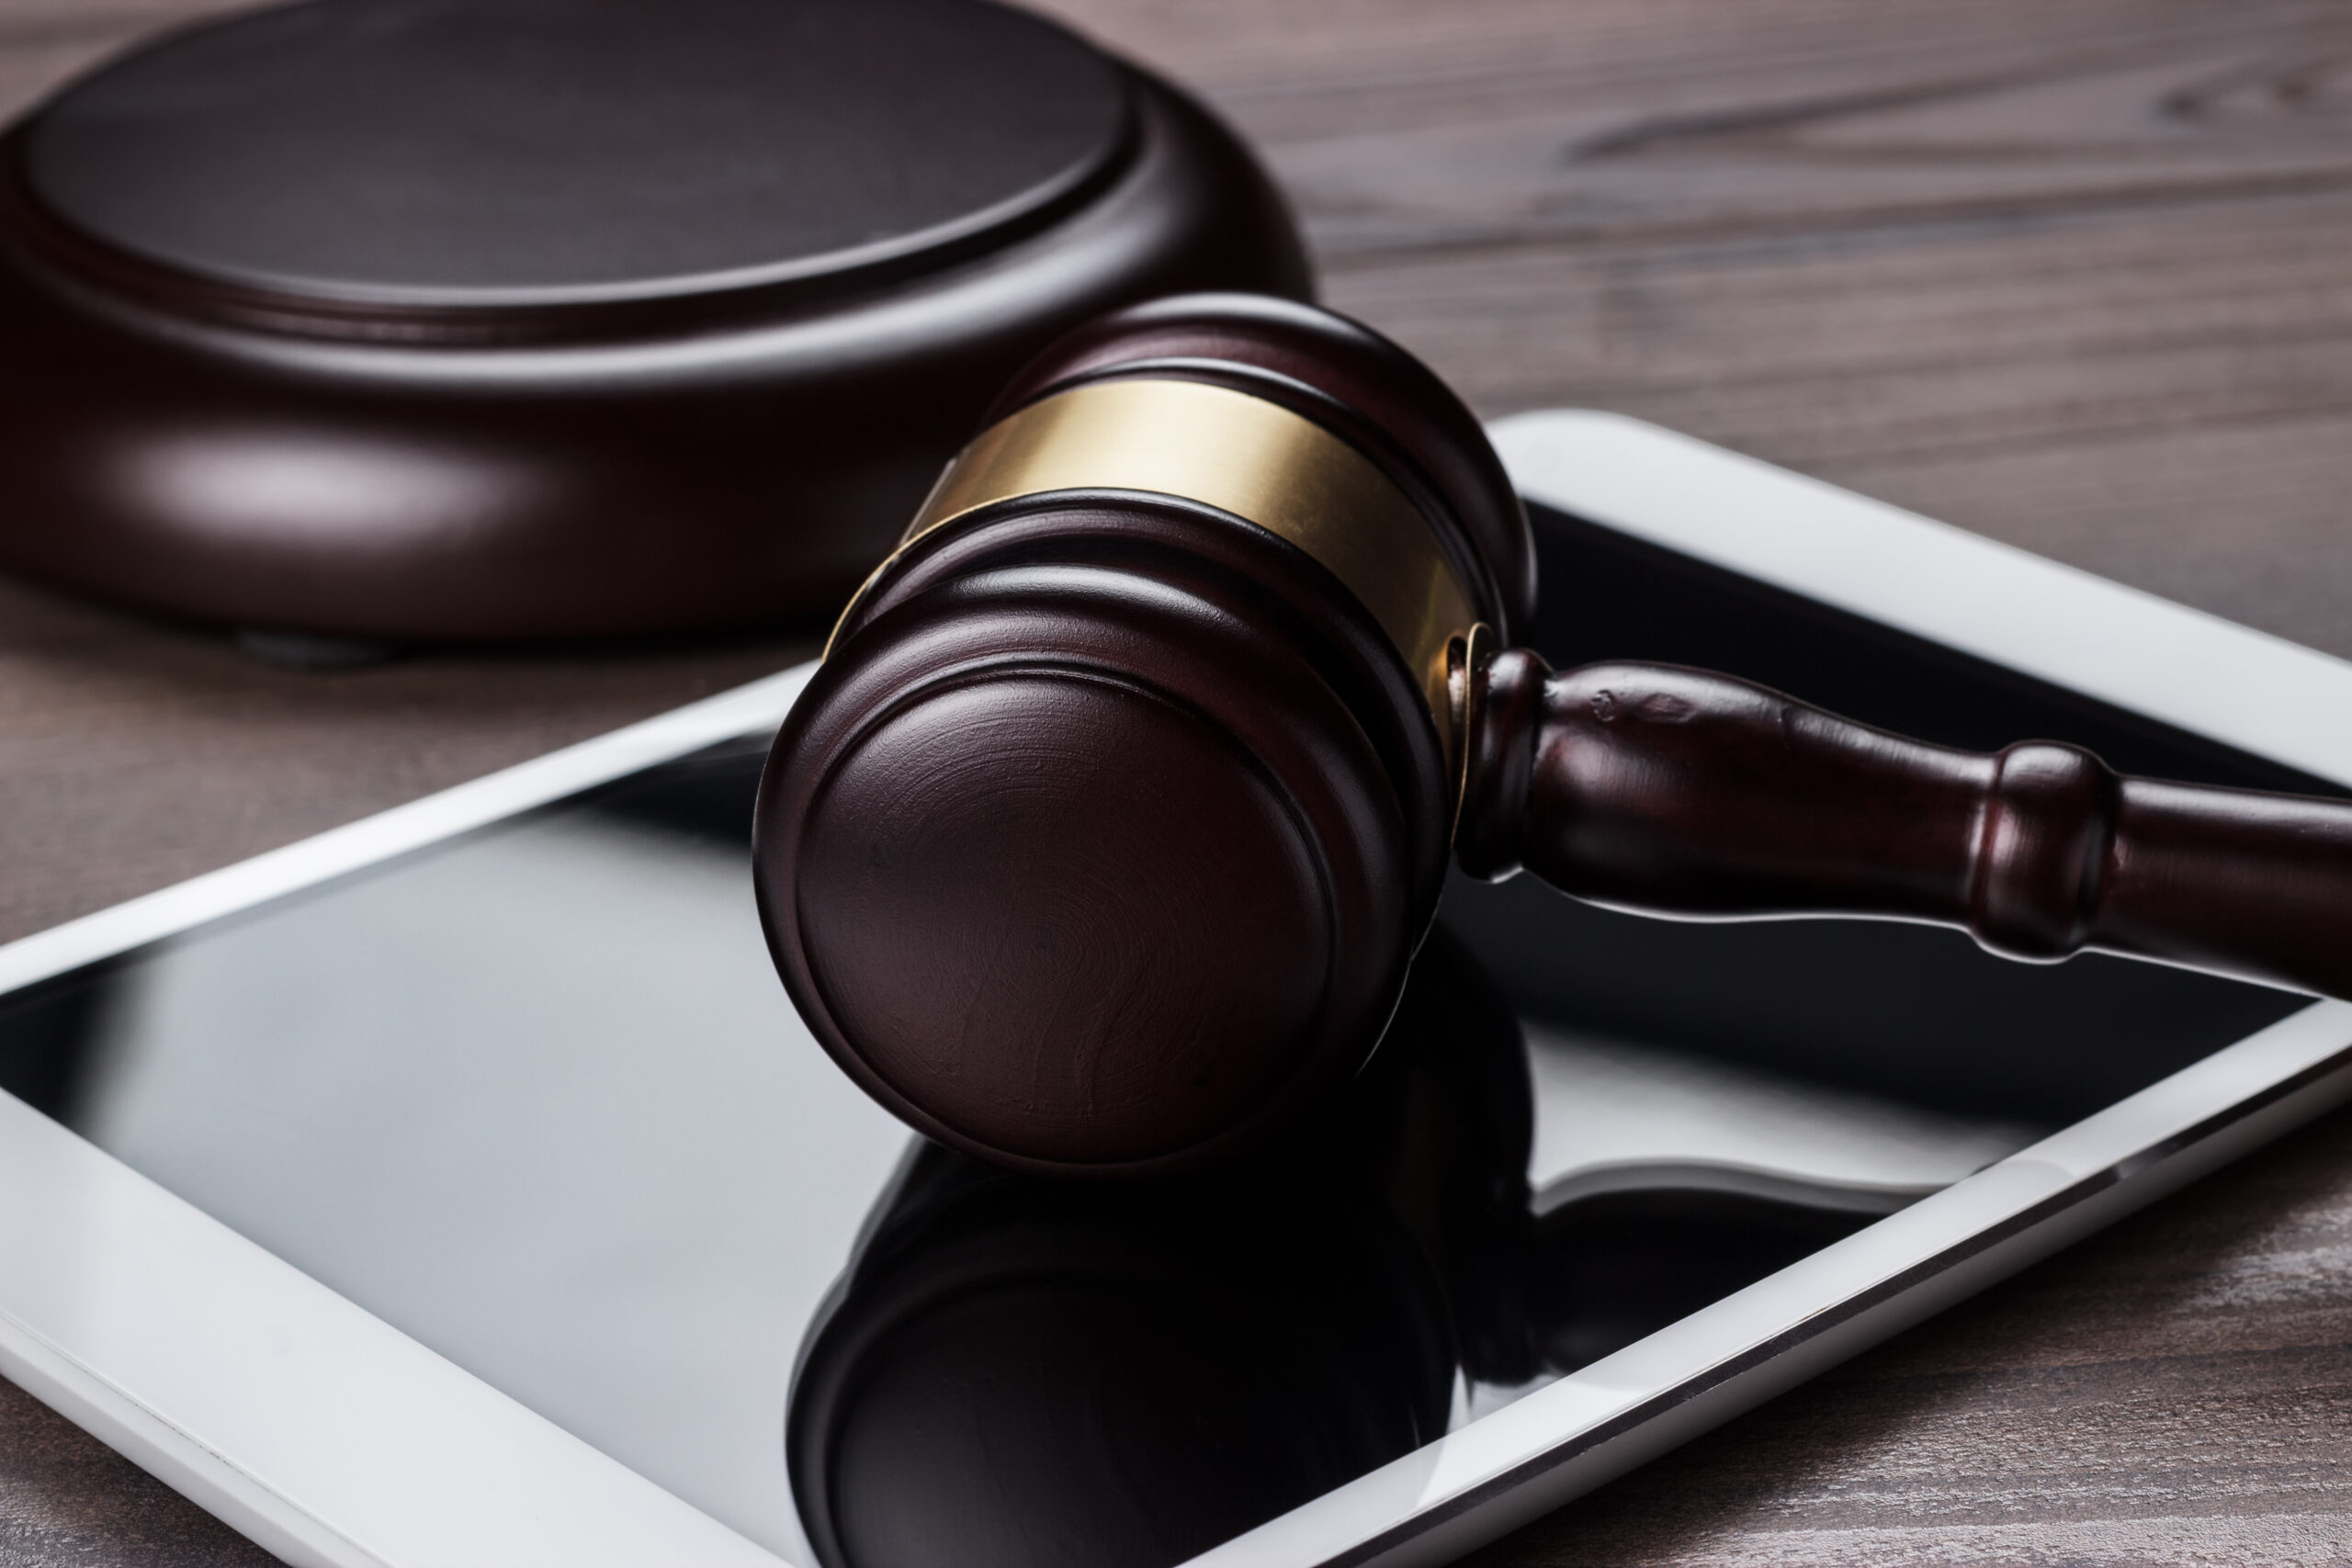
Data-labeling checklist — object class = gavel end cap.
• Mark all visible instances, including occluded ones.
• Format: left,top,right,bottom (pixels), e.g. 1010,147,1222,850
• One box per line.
767,669,1339,1174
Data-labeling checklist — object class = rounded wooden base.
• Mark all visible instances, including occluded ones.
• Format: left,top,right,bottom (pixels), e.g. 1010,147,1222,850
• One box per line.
0,0,1309,639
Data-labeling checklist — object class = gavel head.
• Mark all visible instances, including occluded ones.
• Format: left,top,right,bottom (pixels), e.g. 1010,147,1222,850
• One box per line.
754,293,1534,1176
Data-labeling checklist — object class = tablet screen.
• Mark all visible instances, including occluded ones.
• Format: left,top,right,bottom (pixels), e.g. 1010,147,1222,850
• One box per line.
0,504,2314,1566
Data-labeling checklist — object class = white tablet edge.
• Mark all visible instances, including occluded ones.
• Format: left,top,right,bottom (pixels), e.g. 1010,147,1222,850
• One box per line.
0,667,814,1568
0,665,813,998
1191,1002,2352,1568
1170,411,2352,1566
1488,410,2352,790
1,410,2346,1566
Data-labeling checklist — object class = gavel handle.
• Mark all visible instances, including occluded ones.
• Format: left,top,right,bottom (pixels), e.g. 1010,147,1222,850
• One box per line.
1455,651,2352,998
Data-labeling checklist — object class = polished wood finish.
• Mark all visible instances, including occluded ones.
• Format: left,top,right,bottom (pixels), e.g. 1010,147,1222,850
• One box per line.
1463,652,2352,997
8,0,2352,1561
759,296,1509,1176
759,485,1446,1176
761,295,2352,1174
0,0,1310,641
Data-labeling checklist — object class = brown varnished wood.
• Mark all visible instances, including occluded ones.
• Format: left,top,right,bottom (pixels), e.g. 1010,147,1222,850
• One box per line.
11,0,2352,1561
0,0,1311,641
758,293,1520,1176
758,489,1445,1176
1461,652,2352,998
762,294,2352,1178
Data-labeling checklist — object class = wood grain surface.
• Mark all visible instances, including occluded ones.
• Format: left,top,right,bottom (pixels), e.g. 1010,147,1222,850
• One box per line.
5,0,2352,1562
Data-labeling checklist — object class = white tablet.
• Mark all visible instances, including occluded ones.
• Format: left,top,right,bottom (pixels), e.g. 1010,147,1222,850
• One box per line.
2,412,2346,1568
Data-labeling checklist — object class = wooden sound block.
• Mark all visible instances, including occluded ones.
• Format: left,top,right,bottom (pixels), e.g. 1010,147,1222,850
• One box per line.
0,0,1308,642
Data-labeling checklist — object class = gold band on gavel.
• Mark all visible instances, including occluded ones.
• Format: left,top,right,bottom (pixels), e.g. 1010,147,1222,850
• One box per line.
833,377,1482,753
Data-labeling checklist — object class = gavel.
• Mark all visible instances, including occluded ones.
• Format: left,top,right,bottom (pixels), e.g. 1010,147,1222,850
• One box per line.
753,291,2352,1178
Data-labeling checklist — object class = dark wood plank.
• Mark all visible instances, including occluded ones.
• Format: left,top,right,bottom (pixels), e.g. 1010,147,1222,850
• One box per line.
1343,197,2352,656
0,573,815,945
0,1379,273,1568
6,0,2352,1561
1037,0,2352,654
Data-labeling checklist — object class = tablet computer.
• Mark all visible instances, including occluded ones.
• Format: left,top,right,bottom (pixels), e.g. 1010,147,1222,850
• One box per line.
1,412,2346,1568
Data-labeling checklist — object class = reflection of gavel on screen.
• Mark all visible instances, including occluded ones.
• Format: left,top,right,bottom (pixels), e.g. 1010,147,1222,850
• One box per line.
786,934,1880,1568
753,292,2352,1178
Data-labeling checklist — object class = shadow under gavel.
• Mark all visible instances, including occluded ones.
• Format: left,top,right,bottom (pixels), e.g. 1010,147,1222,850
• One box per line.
785,934,1894,1568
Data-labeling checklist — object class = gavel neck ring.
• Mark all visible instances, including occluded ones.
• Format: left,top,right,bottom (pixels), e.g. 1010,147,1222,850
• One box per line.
827,375,1487,778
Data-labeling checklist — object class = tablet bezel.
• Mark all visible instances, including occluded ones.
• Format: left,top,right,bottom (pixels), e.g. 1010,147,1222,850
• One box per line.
0,410,2345,1568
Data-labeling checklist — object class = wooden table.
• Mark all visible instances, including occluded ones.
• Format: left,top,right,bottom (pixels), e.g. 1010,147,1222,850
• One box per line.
6,0,2352,1562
